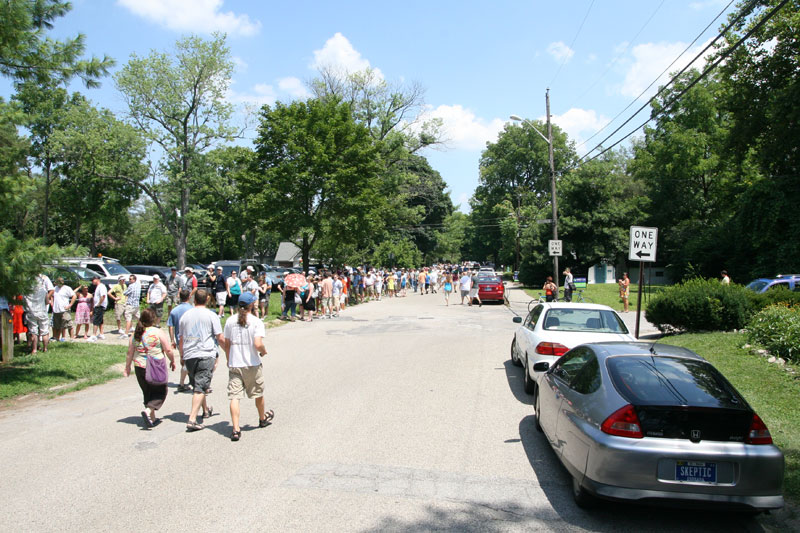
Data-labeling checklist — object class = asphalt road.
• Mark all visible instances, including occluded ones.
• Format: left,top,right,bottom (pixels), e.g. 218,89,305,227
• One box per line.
0,285,782,532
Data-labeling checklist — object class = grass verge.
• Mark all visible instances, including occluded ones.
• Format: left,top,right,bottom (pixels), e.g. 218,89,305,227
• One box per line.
661,332,800,504
522,283,666,312
0,342,125,400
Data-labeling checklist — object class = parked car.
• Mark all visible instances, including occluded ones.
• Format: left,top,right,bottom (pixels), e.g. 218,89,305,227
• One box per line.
44,265,95,288
124,265,172,279
532,341,784,511
58,257,151,297
511,303,633,394
475,274,505,303
745,274,800,293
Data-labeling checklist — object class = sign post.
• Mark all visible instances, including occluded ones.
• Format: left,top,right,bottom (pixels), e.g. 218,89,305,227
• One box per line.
629,226,657,338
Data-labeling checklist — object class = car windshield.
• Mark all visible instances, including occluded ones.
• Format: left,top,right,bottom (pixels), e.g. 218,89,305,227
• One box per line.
477,276,501,283
542,308,628,333
745,280,769,291
68,266,96,280
103,262,130,276
607,356,746,409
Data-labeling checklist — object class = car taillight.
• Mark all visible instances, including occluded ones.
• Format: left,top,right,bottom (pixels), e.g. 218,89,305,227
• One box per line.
745,413,773,445
601,404,643,438
535,342,569,356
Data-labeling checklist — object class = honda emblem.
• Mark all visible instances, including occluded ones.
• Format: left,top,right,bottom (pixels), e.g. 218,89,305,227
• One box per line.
690,430,701,441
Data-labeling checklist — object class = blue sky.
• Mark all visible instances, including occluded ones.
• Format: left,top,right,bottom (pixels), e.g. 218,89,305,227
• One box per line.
17,0,737,211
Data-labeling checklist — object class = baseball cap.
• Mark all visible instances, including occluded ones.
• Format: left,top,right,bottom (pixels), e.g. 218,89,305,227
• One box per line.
238,292,257,307
184,267,192,272
170,266,177,271
152,274,160,280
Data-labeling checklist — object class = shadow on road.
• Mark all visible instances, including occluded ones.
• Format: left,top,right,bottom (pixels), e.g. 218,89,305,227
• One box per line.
503,359,533,406
518,414,766,532
116,415,150,430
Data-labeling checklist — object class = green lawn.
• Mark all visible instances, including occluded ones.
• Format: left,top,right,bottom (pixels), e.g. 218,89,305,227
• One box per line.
661,332,800,504
0,341,125,400
522,282,666,312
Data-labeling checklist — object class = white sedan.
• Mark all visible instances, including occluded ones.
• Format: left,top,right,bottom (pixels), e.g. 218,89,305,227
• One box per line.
511,303,634,394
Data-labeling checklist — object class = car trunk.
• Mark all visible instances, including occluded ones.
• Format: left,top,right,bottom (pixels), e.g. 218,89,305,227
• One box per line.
636,406,752,442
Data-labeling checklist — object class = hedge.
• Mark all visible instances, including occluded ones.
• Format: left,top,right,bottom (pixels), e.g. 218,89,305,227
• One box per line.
746,304,800,362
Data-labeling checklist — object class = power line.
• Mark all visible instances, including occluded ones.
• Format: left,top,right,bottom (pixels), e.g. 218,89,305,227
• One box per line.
567,0,667,111
575,0,734,150
581,0,791,165
550,0,596,87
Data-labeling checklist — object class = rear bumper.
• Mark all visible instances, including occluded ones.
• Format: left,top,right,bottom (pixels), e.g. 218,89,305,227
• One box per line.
583,476,784,510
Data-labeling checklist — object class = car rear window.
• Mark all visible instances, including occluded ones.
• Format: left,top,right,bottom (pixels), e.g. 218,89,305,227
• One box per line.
607,356,746,408
542,308,628,334
477,276,501,283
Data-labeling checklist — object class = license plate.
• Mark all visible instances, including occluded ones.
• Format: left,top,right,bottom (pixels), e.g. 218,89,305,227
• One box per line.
675,461,717,483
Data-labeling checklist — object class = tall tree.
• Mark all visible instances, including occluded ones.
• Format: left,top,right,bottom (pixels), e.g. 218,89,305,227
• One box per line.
251,98,381,268
114,33,236,268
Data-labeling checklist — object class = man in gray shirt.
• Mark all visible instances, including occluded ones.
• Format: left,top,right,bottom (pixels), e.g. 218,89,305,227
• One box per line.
179,289,224,431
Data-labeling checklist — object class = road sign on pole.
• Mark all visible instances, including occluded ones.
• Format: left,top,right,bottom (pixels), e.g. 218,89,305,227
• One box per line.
548,240,562,256
629,226,657,262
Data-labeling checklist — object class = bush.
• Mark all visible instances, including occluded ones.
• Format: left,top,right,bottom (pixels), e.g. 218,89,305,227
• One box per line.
645,278,754,332
746,304,800,362
746,286,800,311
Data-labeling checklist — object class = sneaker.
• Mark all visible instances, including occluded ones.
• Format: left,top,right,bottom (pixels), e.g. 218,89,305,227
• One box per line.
97,334,105,340
88,336,97,342
119,333,128,339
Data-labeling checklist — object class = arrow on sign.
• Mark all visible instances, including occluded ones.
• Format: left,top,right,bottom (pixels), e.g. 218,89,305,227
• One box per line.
636,250,650,258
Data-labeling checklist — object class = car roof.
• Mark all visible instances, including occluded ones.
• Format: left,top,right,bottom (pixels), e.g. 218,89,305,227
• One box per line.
539,302,618,312
586,341,705,362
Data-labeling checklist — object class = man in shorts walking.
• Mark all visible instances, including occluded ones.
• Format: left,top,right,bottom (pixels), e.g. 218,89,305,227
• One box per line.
121,274,141,338
469,270,482,307
224,292,273,441
179,289,223,431
168,289,194,392
90,276,108,340
147,274,166,324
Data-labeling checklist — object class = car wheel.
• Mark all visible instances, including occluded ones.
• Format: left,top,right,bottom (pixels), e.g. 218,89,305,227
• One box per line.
523,354,536,395
511,338,522,367
534,392,543,432
571,476,596,509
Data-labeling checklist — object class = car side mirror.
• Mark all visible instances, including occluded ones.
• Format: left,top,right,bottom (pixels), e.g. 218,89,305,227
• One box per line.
512,316,522,323
533,362,550,372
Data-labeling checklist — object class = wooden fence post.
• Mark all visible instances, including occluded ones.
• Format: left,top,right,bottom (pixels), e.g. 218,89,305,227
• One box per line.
1,309,13,363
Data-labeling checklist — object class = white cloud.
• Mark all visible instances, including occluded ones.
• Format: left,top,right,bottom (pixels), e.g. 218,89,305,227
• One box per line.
227,83,276,106
232,56,248,73
689,0,728,10
421,105,505,151
548,108,609,153
619,39,714,99
117,0,261,36
547,41,575,63
311,32,383,78
278,77,311,99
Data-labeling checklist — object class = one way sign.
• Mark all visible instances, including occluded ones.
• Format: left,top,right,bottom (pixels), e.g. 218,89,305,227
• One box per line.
629,226,658,262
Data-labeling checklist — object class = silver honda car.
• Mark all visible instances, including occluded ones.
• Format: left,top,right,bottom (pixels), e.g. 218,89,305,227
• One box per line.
533,342,784,511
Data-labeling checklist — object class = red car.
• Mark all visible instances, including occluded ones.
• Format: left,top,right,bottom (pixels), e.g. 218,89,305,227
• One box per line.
476,274,505,303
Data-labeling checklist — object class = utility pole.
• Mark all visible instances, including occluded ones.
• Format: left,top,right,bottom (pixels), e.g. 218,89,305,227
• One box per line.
546,88,559,287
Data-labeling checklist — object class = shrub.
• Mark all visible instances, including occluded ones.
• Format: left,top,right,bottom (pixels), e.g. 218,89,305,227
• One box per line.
645,278,754,332
746,286,800,311
746,304,800,362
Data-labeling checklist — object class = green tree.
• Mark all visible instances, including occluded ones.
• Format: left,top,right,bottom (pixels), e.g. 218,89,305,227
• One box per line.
252,98,381,268
114,34,236,269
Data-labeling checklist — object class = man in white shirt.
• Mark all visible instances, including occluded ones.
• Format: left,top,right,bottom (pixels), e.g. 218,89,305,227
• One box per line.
224,292,272,441
90,276,108,340
459,272,472,305
24,273,54,353
365,271,375,301
147,274,167,324
52,277,75,342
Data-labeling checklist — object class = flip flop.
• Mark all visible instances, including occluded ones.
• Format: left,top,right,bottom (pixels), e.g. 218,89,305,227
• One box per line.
186,421,205,432
230,430,241,442
141,411,154,428
259,409,275,428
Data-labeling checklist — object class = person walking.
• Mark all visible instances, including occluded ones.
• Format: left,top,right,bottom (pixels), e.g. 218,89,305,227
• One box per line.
146,274,166,325
179,289,223,432
469,270,482,307
563,267,574,303
74,286,92,339
619,272,631,312
257,274,271,319
721,270,731,285
543,276,558,303
121,274,141,338
223,292,273,441
167,289,194,393
443,272,453,306
124,308,176,428
226,270,242,317
108,276,127,334
459,271,472,305
23,272,54,353
52,277,76,342
89,276,108,341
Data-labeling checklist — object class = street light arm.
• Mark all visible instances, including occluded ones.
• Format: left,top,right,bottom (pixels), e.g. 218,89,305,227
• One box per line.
510,115,550,145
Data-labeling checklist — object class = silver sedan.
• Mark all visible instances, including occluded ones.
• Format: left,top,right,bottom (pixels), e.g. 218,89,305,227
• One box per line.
533,341,784,511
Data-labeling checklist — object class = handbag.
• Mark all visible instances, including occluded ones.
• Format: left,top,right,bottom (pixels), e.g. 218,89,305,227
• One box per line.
294,293,302,304
568,282,576,291
145,353,169,385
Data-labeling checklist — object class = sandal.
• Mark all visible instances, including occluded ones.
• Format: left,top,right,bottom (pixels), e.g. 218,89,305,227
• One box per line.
202,405,214,419
230,429,241,442
186,420,205,432
259,409,275,428
141,410,154,428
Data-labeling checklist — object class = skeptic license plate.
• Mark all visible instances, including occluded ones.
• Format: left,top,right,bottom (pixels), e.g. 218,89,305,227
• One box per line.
675,460,717,483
